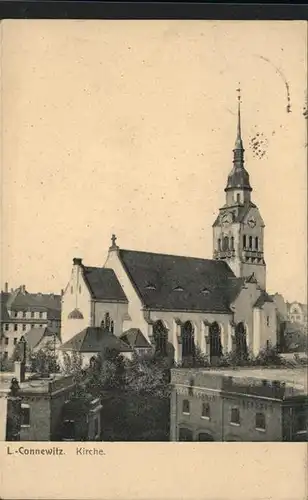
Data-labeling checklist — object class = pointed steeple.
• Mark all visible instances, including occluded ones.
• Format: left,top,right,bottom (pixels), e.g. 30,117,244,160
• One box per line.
225,85,252,194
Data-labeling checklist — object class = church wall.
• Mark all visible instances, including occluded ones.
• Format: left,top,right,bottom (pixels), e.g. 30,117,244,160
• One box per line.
259,302,278,349
241,262,266,291
60,264,92,345
92,301,129,338
149,310,232,363
232,283,261,353
104,249,148,336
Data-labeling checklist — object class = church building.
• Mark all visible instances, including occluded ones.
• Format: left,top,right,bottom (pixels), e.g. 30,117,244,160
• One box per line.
60,96,277,365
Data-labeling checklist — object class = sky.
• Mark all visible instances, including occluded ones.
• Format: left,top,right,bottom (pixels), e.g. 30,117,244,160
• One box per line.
0,20,307,303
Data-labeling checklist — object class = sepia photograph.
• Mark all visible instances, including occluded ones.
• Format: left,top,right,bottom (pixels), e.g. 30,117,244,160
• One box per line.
0,18,307,452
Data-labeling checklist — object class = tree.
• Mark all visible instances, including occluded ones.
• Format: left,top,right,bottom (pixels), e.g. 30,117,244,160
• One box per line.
30,341,60,375
62,350,83,377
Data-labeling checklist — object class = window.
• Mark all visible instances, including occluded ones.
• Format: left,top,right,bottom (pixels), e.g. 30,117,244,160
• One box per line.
62,420,75,440
23,311,27,318
14,324,18,331
153,320,168,357
179,428,193,441
236,193,241,203
218,238,221,250
3,351,8,359
209,322,222,358
202,402,211,419
243,235,247,248
230,407,240,425
5,324,9,331
13,338,18,345
255,237,259,250
22,324,26,331
39,312,43,319
249,236,253,249
94,418,99,437
21,405,30,426
4,337,9,345
31,324,35,329
181,321,195,359
256,412,266,430
39,324,43,328
230,236,234,250
266,316,270,327
31,311,34,318
296,413,307,432
182,399,190,414
222,236,229,251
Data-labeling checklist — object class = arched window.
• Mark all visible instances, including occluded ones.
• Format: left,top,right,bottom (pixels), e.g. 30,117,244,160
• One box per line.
179,428,193,442
222,236,229,251
230,236,234,250
218,238,221,251
255,237,259,250
153,320,168,356
209,322,222,359
243,235,247,248
181,321,195,359
105,312,110,329
249,236,253,249
234,322,248,358
236,193,241,203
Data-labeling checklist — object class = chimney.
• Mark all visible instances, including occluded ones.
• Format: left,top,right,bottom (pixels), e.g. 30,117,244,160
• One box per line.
4,282,8,293
73,258,83,266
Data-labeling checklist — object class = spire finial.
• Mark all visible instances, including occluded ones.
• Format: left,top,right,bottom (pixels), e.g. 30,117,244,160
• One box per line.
234,82,243,151
110,233,119,250
236,82,241,139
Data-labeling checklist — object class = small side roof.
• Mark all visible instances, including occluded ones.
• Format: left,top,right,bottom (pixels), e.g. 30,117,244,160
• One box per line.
120,328,152,349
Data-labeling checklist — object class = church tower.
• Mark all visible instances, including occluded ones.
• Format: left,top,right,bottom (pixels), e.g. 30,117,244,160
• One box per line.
212,87,266,290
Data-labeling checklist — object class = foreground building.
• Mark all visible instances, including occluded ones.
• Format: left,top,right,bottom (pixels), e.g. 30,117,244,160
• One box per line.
0,284,61,360
170,367,308,442
0,363,102,442
60,96,277,366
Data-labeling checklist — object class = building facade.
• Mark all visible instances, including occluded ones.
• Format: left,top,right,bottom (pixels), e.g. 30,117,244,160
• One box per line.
170,368,308,442
287,302,307,325
60,98,278,367
1,368,102,442
0,284,61,361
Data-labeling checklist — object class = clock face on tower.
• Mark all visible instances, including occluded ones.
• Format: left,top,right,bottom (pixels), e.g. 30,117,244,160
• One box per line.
220,212,233,227
247,217,256,228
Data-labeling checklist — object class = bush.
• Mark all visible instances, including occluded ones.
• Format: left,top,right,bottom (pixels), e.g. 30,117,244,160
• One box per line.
254,344,285,367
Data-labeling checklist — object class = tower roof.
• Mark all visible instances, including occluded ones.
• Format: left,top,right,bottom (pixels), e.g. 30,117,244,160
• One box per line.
225,87,252,193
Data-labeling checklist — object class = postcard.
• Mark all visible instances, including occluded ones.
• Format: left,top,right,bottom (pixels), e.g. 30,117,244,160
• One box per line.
0,19,307,500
